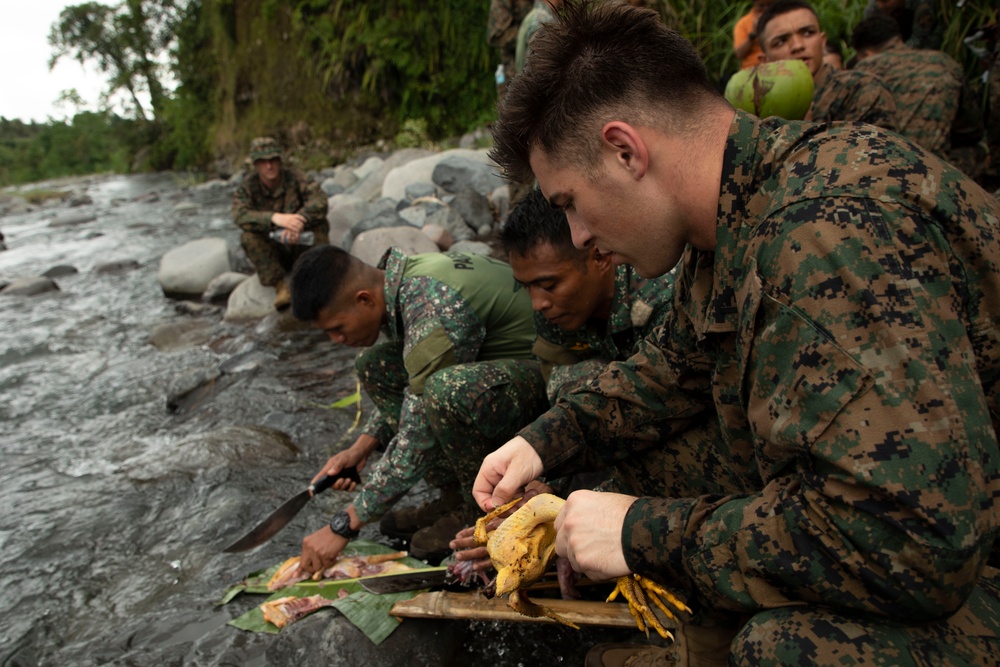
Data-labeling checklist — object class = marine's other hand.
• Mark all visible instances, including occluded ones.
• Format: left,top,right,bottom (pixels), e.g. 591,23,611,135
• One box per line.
554,490,634,581
449,526,493,572
311,449,366,492
300,525,349,574
472,436,544,512
271,212,306,233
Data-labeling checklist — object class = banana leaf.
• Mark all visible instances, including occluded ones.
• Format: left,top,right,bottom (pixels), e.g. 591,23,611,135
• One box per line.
222,541,431,644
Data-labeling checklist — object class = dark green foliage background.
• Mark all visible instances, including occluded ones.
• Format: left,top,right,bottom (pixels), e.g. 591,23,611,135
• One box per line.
0,0,995,185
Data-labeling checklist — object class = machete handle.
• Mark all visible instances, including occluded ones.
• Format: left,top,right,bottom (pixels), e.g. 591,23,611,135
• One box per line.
311,466,362,495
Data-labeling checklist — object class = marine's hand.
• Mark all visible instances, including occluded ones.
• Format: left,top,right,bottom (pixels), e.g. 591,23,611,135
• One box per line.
300,525,349,574
472,436,543,512
271,212,306,233
449,526,492,572
312,449,364,492
554,490,633,581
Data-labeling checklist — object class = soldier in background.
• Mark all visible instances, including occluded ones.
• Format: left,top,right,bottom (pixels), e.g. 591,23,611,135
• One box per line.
864,0,942,50
758,0,897,129
487,0,534,100
478,1,1000,664
231,137,329,310
853,14,987,179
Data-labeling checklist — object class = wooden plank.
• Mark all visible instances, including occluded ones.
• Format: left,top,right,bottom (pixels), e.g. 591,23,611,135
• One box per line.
390,591,675,630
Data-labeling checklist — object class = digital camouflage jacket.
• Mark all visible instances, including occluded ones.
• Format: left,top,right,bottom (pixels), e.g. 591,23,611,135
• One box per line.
231,168,328,234
810,63,897,131
520,111,1000,620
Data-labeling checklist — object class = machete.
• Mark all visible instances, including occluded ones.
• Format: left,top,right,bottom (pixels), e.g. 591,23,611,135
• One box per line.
358,566,455,594
222,466,361,553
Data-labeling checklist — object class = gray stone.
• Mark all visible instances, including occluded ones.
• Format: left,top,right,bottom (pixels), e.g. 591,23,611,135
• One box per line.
94,259,141,274
350,210,409,238
158,237,232,299
174,201,200,215
381,148,487,201
425,205,474,242
69,194,93,207
1,276,60,296
224,274,277,322
202,271,249,303
331,165,360,191
398,205,430,228
432,152,505,196
404,182,438,201
448,189,494,236
43,265,79,278
48,211,97,227
491,184,512,227
352,155,385,181
320,177,344,197
327,193,375,248
350,226,439,267
148,318,215,351
421,223,454,250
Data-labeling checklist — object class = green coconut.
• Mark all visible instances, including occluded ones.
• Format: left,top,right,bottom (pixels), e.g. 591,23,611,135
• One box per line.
724,59,815,120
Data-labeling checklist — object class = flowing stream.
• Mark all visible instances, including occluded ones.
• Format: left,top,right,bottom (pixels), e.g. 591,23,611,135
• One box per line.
0,173,633,666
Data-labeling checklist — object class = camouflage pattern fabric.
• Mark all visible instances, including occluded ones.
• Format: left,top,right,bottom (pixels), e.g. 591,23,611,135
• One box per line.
520,111,1000,656
864,0,943,50
515,1,556,74
810,62,898,130
232,167,330,286
533,263,675,399
854,42,977,166
352,249,536,523
425,359,549,509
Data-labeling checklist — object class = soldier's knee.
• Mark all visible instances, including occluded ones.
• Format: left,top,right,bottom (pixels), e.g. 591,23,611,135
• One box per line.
423,370,464,426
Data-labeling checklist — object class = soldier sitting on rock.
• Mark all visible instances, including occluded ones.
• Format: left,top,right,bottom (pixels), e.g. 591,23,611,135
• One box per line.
232,137,329,311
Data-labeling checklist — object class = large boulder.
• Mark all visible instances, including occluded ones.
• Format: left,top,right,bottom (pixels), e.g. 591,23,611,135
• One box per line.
350,227,440,267
350,149,434,202
382,148,494,201
1,276,60,296
327,194,376,248
224,274,276,322
202,271,250,303
431,151,505,197
158,237,232,299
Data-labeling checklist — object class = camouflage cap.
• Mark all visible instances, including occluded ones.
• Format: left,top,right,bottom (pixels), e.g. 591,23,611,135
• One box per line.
249,137,282,162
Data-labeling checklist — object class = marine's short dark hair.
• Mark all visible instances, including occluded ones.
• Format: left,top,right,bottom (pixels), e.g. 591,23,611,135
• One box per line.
489,0,721,185
756,0,819,42
289,245,358,322
851,14,902,53
498,189,586,264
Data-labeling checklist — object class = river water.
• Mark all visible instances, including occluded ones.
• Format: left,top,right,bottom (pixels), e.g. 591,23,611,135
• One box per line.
0,173,634,666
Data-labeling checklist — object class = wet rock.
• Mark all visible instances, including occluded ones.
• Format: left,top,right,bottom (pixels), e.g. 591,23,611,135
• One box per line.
132,191,161,203
202,271,250,303
327,193,375,249
118,424,301,480
382,149,485,201
218,350,277,374
1,276,60,296
352,155,385,181
174,201,200,215
158,237,232,299
164,365,223,414
349,210,409,240
49,211,97,227
173,301,219,317
94,259,141,274
149,318,216,351
43,264,79,278
69,194,94,207
224,274,277,322
351,226,439,266
404,181,438,201
425,205,474,242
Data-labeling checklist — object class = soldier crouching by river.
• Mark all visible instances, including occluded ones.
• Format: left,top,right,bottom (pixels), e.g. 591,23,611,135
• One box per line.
232,137,329,311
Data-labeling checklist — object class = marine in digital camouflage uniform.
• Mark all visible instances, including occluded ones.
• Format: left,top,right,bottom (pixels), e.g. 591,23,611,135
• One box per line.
853,14,986,178
288,245,544,572
758,0,898,130
231,137,329,290
483,2,1000,664
864,0,943,50
515,0,559,74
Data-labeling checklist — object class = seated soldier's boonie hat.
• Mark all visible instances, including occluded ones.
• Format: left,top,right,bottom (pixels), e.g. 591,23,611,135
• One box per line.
250,137,282,162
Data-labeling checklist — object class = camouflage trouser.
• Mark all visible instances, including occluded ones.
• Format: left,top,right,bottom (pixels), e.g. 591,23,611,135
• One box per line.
356,346,549,512
730,567,1000,666
240,227,330,287
423,358,549,510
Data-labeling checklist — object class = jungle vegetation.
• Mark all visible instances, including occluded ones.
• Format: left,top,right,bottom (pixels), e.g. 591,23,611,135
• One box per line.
0,0,995,185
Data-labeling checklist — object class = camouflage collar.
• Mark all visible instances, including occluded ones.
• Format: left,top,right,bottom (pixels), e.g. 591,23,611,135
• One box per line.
698,110,767,336
379,247,409,338
605,264,646,335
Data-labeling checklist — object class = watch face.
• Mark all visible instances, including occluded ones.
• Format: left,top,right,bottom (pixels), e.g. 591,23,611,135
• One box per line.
330,512,355,537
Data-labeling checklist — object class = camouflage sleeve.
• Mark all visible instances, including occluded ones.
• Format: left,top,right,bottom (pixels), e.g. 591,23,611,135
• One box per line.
622,196,995,622
360,404,394,446
231,179,273,233
294,171,329,230
398,277,485,395
487,0,515,47
353,388,440,523
518,321,712,478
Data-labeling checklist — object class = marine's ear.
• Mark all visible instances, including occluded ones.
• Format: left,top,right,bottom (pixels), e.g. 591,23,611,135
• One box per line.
601,121,648,180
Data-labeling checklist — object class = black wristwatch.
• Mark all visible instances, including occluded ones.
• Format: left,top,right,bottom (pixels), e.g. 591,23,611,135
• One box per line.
329,511,360,539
